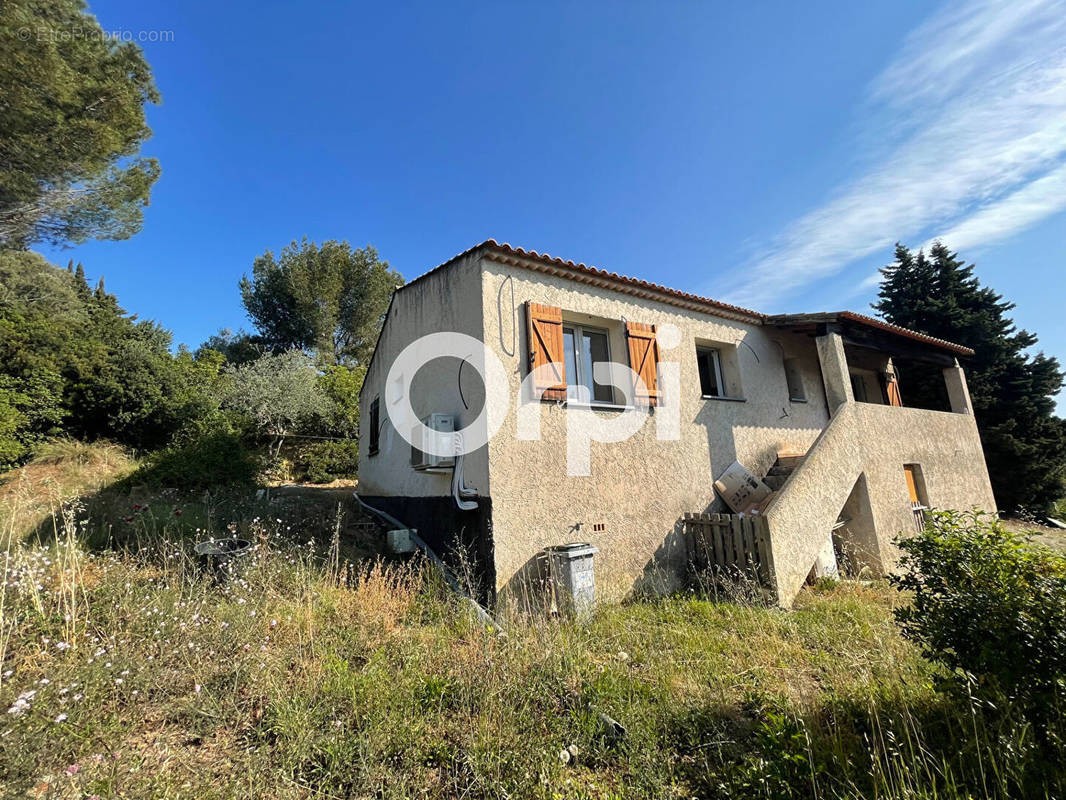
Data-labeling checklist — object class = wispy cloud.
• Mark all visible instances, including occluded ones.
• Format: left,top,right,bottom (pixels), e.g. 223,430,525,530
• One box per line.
723,0,1066,310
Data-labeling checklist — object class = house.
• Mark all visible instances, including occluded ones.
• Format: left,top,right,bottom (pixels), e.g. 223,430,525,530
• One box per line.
356,240,996,608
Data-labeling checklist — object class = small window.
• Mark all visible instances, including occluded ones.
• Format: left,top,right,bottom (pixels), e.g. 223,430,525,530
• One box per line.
562,324,615,404
368,397,380,456
784,358,806,402
696,347,724,397
904,464,928,532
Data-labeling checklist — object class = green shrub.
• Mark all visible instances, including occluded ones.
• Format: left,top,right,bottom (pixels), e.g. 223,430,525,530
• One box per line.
292,439,358,484
130,431,260,489
891,509,1066,718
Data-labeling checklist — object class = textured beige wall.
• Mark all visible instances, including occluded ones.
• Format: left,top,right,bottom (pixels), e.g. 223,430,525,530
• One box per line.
765,401,996,605
479,256,831,602
360,252,996,610
358,253,489,499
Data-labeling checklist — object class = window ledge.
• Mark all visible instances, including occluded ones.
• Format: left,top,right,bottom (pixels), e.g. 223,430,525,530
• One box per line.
564,401,636,412
789,397,808,404
702,394,746,403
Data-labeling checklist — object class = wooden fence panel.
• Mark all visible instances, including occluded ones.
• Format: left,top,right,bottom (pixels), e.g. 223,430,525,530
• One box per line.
682,512,776,598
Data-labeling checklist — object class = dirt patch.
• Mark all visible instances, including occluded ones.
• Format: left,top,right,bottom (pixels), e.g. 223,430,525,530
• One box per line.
1001,516,1066,555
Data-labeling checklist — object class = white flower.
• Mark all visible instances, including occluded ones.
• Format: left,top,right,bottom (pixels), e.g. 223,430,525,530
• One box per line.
55,713,67,723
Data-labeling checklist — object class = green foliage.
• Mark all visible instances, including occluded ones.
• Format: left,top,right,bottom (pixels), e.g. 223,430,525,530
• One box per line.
891,509,1066,719
196,327,265,365
0,0,160,248
0,370,64,468
874,243,1066,512
217,349,326,459
239,239,402,365
318,364,364,437
131,430,260,490
0,251,227,463
291,439,359,484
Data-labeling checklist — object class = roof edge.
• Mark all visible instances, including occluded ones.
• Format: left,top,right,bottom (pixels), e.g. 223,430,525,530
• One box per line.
765,311,974,356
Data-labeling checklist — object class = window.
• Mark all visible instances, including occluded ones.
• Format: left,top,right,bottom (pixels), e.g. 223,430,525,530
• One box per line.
904,464,928,532
784,358,806,402
562,324,615,404
849,372,868,403
368,397,380,456
696,347,724,397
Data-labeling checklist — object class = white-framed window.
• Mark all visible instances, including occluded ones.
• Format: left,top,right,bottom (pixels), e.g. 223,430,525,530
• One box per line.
562,323,615,404
696,347,724,398
784,358,807,402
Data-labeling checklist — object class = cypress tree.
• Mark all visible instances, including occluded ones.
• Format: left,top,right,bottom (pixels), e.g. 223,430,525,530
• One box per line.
874,242,1066,512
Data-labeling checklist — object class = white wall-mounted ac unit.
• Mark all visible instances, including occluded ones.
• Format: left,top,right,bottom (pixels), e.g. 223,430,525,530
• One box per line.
410,413,456,471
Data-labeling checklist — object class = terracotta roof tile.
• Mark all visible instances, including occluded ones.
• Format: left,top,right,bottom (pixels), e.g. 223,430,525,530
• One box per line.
400,240,972,355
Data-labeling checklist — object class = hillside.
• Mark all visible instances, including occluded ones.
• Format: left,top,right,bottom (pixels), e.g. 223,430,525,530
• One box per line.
1,446,1062,799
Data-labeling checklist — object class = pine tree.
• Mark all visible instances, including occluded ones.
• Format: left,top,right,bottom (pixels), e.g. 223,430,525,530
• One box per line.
874,242,1066,512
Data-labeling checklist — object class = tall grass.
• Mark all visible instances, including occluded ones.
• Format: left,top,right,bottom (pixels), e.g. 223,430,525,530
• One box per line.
0,449,1061,798
1,508,1060,799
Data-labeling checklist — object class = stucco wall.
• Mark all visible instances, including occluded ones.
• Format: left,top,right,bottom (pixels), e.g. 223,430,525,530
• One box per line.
359,251,996,611
479,255,831,602
358,253,489,499
765,401,996,605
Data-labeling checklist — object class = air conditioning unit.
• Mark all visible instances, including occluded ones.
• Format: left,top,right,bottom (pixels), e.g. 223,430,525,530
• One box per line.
410,413,456,471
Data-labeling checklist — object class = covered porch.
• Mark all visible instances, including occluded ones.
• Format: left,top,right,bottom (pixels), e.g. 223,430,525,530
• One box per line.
765,311,975,417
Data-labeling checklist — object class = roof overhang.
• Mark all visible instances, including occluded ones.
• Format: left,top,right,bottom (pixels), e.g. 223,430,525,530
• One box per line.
364,242,972,386
765,311,973,363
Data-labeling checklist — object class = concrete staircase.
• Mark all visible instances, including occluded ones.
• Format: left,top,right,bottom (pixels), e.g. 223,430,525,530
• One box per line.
762,453,807,493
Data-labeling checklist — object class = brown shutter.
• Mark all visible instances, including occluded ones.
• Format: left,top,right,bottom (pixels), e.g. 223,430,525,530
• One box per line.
903,465,920,503
625,321,661,406
525,302,567,401
886,375,903,407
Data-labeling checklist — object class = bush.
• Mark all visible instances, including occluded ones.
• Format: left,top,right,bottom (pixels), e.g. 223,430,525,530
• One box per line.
130,431,260,490
291,439,358,484
891,509,1066,718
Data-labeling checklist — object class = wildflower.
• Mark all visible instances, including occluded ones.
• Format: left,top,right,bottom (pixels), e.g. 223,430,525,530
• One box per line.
194,684,202,694
173,509,183,516
56,714,68,724
8,690,36,716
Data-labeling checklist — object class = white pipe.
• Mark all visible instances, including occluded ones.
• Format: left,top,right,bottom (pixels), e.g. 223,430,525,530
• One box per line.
353,493,501,631
451,432,478,511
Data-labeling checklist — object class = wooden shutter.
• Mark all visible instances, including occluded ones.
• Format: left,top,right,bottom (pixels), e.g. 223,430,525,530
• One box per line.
886,374,903,407
625,321,661,406
525,302,566,401
903,465,920,503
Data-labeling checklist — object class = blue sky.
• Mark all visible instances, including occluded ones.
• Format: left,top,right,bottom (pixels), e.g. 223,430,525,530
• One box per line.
45,1,1065,408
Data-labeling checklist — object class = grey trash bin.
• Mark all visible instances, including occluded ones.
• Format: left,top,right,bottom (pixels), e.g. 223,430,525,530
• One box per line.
546,543,599,618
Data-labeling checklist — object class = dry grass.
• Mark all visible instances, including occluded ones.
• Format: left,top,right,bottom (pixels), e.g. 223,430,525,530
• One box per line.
0,450,1061,798
0,440,135,550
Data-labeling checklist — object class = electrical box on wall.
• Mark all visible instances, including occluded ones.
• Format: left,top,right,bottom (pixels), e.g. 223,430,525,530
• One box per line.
410,413,456,471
